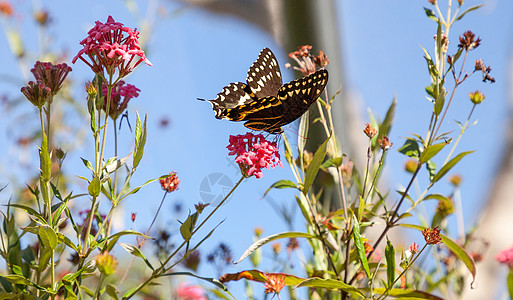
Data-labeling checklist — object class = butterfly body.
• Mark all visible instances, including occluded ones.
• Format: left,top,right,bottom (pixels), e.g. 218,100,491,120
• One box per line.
205,48,328,134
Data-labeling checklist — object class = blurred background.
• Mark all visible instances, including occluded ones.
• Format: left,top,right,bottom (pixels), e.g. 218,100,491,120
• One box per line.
0,0,511,298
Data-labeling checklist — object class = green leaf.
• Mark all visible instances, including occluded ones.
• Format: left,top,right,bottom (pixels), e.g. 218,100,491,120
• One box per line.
385,238,395,288
426,160,437,181
180,212,199,242
303,136,330,195
104,154,130,174
298,110,309,157
39,225,58,250
420,142,448,164
117,175,167,202
454,4,484,22
399,224,476,284
352,214,371,279
321,156,344,169
263,180,298,197
372,287,444,300
235,232,317,264
39,132,51,182
0,274,32,286
7,204,45,224
423,7,438,22
88,175,101,197
105,284,119,300
163,272,228,292
433,87,445,116
378,97,396,140
133,112,147,169
398,139,420,159
119,243,154,271
297,278,364,298
432,151,474,183
58,233,79,253
104,229,150,252
80,157,95,173
424,194,450,202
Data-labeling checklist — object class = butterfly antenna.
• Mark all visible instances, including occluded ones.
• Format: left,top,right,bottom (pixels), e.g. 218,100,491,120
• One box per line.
284,127,310,140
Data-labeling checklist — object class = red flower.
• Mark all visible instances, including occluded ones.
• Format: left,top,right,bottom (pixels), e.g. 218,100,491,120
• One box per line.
20,81,52,108
101,80,140,119
409,243,419,254
72,16,151,79
160,172,180,193
422,227,443,245
31,61,72,98
176,283,207,300
227,133,282,179
497,246,513,268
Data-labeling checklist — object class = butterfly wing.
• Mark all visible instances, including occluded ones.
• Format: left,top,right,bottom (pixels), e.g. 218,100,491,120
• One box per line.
275,69,329,127
246,48,283,99
207,82,256,119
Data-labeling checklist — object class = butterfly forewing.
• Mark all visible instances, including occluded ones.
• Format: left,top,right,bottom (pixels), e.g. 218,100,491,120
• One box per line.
246,48,283,99
276,69,329,126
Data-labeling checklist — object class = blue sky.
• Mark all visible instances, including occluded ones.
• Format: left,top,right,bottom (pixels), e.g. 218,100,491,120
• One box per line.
0,0,511,298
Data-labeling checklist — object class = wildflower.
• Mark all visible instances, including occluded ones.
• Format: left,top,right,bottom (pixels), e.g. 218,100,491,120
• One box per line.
272,242,282,254
364,242,373,255
313,50,330,68
427,0,437,4
340,157,354,186
458,0,464,5
160,172,180,193
458,30,481,51
434,31,449,53
254,227,263,237
72,16,151,79
20,80,52,108
34,10,50,26
287,237,299,254
422,227,443,245
496,246,513,268
182,250,201,272
404,159,418,173
378,135,393,151
364,123,377,139
102,80,140,119
263,273,286,295
31,61,72,99
409,243,419,254
474,59,495,83
194,202,208,213
469,90,485,105
96,252,118,276
227,133,282,179
436,197,455,217
449,174,462,186
131,212,136,223
0,1,13,17
176,282,207,300
286,45,327,76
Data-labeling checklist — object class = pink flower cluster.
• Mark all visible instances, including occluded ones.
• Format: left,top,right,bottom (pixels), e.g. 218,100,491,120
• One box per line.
176,283,207,300
496,246,513,268
31,61,72,98
227,133,283,179
101,80,140,119
72,16,151,79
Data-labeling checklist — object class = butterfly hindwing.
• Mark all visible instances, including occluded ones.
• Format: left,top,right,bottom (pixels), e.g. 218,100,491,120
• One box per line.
246,48,283,99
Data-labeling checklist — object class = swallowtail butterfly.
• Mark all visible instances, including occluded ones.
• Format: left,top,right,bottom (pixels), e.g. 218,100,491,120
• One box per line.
202,48,328,134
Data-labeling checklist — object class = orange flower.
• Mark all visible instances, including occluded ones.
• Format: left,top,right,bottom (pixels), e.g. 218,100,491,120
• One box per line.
363,123,377,139
160,172,180,193
263,273,285,294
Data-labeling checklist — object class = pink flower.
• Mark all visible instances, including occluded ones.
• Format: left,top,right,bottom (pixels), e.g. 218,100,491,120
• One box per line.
101,80,140,119
496,246,513,268
72,16,151,79
227,133,283,179
176,283,207,300
20,80,52,108
409,243,419,254
31,61,72,98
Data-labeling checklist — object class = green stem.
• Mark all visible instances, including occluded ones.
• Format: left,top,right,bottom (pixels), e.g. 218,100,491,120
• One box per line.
124,176,246,299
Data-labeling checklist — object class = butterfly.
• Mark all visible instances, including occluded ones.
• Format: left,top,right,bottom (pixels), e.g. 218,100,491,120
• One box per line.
202,48,328,134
